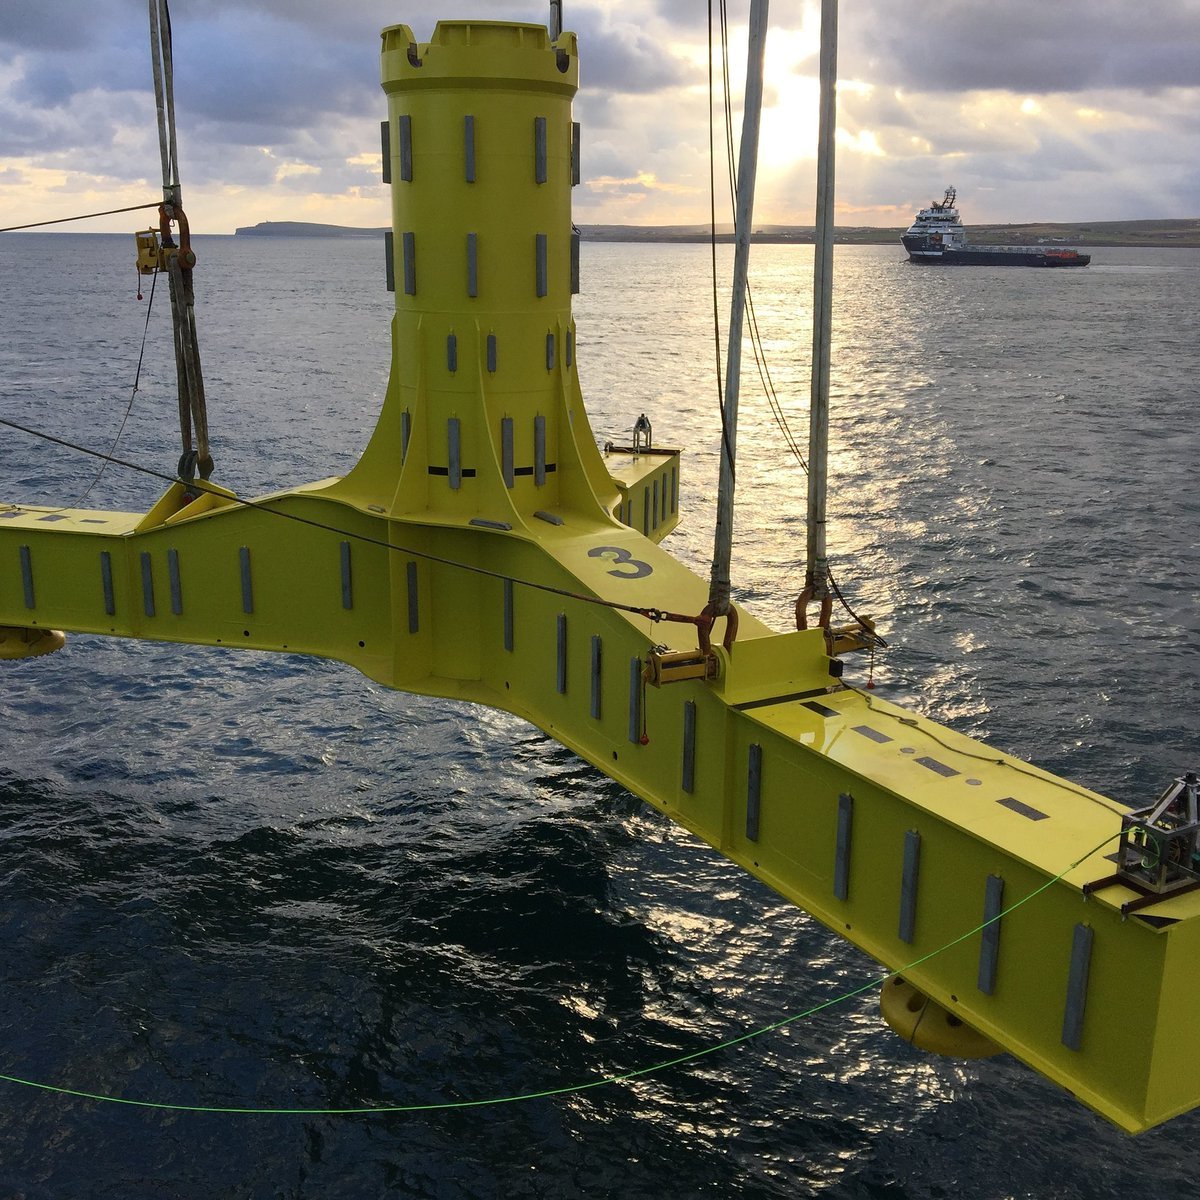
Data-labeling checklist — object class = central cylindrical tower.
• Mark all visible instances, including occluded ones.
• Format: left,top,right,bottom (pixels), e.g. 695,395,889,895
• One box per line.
348,20,611,525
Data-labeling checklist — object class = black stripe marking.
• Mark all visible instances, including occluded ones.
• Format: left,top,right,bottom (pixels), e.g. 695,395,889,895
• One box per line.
997,796,1049,821
735,689,840,713
852,724,893,744
916,756,959,778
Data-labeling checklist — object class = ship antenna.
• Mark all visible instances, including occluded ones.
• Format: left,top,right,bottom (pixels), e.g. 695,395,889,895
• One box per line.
705,0,770,621
549,1,563,39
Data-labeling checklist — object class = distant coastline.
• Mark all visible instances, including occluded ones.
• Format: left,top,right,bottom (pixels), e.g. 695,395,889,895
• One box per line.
234,218,1200,248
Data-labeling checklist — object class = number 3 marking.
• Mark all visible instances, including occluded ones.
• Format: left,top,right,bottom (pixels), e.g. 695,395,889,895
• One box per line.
588,545,653,579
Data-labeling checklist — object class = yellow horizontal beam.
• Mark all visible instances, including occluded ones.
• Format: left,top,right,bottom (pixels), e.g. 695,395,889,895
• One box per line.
2,481,1194,1132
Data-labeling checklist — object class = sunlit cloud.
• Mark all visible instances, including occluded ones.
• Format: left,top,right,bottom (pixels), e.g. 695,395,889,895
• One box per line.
836,129,885,158
273,161,320,182
586,172,700,198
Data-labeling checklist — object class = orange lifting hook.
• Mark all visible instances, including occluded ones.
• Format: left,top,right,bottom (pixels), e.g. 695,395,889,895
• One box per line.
794,585,833,632
697,602,739,654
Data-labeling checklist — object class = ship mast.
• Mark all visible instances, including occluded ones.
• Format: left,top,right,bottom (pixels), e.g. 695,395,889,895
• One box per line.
706,0,770,620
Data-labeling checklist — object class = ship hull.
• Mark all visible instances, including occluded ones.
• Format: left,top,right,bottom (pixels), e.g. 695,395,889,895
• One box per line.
901,235,1090,267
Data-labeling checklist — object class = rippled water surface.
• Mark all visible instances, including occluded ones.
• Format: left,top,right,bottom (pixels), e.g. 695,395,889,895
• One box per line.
1,234,1198,1198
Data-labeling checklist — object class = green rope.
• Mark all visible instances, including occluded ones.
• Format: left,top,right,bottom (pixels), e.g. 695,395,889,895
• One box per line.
0,831,1119,1115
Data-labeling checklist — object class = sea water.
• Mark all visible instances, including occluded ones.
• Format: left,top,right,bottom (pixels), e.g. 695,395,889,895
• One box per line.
0,233,1198,1198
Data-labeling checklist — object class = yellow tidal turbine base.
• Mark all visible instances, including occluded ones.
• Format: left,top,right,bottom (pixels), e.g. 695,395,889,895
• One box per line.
1,19,1197,1133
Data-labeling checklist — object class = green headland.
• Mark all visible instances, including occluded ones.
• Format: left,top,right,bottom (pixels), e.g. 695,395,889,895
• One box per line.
235,218,1200,248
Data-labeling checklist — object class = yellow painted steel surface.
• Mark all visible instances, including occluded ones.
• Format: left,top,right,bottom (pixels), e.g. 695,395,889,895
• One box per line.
1,19,1198,1133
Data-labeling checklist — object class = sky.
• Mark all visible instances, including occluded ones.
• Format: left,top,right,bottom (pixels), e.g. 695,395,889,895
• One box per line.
1,0,1198,235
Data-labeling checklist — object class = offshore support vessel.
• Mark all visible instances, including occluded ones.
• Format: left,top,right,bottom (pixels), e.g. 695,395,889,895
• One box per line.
902,187,1091,266
1,5,1196,1134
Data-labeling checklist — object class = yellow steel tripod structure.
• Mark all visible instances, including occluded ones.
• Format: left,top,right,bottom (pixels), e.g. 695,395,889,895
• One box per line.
2,20,1198,1133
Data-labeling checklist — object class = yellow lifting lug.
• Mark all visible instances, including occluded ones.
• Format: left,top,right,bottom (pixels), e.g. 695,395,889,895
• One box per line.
643,644,718,688
135,229,166,275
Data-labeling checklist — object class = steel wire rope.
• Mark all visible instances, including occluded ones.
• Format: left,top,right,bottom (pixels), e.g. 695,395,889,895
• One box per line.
716,3,808,474
149,0,213,481
708,1,736,484
708,1,725,417
2,273,165,520
148,0,178,199
715,5,880,645
830,569,888,647
708,1,807,475
0,203,163,233
712,0,804,480
68,267,163,509
0,830,1120,1115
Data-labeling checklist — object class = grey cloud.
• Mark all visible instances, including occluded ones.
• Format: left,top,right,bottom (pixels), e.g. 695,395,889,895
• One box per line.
15,61,97,110
0,80,154,164
837,89,1028,159
842,0,1200,94
200,0,561,42
576,139,628,180
170,13,377,135
651,0,812,35
575,15,692,93
839,88,913,133
828,113,1200,225
0,0,133,52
